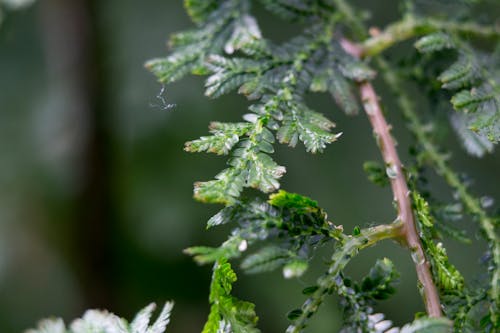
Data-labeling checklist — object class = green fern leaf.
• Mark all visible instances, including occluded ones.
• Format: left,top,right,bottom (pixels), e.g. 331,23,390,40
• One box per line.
185,122,252,155
330,73,360,115
224,14,264,55
433,242,465,291
400,317,452,333
147,0,248,84
414,32,454,53
194,168,247,205
268,190,319,213
467,98,500,143
311,67,361,116
416,34,500,148
186,192,340,272
276,102,341,153
203,259,260,333
338,61,376,83
247,151,286,191
450,87,492,112
184,0,219,25
413,192,465,292
438,54,478,90
204,55,268,98
450,113,494,157
184,243,242,264
241,246,292,274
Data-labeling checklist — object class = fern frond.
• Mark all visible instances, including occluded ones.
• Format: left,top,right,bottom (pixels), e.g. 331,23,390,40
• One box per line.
412,192,466,292
224,14,265,55
415,33,500,147
203,259,260,333
240,246,293,274
204,55,269,98
147,0,251,84
192,112,285,205
186,191,342,280
194,168,247,205
328,69,361,115
337,57,376,83
277,101,341,153
287,223,402,333
399,317,452,333
438,54,478,90
184,239,243,264
450,113,493,157
185,122,252,155
184,0,219,26
414,32,454,53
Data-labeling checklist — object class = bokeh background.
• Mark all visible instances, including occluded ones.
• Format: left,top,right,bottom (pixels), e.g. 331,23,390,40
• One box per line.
0,1,499,332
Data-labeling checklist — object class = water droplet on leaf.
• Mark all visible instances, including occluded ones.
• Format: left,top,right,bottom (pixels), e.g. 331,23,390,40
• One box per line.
386,164,398,179
238,240,248,252
480,196,494,209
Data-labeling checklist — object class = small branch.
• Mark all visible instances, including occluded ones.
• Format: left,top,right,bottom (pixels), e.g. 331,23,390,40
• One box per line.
287,222,404,333
361,15,500,57
376,56,500,322
340,38,443,317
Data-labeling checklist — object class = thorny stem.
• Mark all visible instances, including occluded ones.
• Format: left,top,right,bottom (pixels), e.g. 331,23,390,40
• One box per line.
357,77,442,318
287,222,404,333
376,56,500,321
334,0,443,318
361,15,500,57
341,41,444,318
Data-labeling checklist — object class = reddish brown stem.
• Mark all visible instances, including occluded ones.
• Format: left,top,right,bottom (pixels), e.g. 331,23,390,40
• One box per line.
340,39,442,317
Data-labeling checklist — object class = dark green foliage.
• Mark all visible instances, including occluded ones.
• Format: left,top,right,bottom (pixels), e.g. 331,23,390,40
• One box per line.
186,191,343,279
148,0,375,207
146,0,251,84
398,318,452,333
276,101,342,153
412,191,466,292
450,113,493,157
408,177,498,331
268,190,319,213
20,0,500,332
310,68,361,115
191,116,286,204
145,0,500,332
184,0,219,25
415,32,500,149
185,122,253,156
241,246,293,274
414,33,454,53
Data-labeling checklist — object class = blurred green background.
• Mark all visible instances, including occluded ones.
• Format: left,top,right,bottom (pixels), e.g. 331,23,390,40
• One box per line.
0,1,499,332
